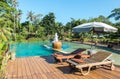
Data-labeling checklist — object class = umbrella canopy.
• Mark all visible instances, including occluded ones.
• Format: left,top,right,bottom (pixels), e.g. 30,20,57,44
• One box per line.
72,22,118,33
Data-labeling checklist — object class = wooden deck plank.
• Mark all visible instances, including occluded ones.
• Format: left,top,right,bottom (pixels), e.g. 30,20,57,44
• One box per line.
26,57,38,79
12,59,18,79
88,70,109,79
99,68,120,79
10,60,16,79
31,57,46,79
37,57,57,79
36,59,64,79
42,61,70,79
20,58,27,79
15,59,19,77
35,57,48,73
29,57,39,79
6,60,13,79
7,56,120,79
20,57,27,79
33,57,49,79
30,57,41,79
32,57,66,79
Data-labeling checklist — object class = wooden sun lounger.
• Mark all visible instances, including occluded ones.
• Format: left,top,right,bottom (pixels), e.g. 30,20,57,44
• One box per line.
52,48,88,64
67,51,115,75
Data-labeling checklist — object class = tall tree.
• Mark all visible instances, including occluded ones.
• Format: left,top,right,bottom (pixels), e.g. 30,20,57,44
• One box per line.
27,11,35,33
21,21,29,38
108,8,120,21
54,22,64,39
33,13,42,34
40,12,56,37
10,0,18,40
0,0,17,41
0,0,14,28
16,9,22,33
88,15,112,25
65,18,82,38
89,15,108,22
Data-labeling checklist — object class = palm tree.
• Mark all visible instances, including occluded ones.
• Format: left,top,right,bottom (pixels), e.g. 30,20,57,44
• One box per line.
33,14,42,35
108,8,120,20
27,11,35,34
16,9,22,33
11,0,18,41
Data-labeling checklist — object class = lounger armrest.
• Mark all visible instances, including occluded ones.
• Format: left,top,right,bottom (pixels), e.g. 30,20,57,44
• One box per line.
66,60,78,66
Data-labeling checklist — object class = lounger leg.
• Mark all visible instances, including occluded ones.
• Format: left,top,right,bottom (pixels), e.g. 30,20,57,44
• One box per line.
104,61,115,70
79,66,92,75
69,64,75,73
59,59,63,64
110,62,115,70
101,61,115,70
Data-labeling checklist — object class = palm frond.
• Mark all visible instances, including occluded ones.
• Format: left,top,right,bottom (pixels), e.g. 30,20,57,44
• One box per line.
108,13,116,18
115,15,120,20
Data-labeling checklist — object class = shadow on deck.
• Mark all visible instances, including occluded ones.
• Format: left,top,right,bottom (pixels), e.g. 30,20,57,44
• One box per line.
42,55,120,75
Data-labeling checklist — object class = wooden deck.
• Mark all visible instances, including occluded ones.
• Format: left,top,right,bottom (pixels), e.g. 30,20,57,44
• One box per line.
6,56,120,79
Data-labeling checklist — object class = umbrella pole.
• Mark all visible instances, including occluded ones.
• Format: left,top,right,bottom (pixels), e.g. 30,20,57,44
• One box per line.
90,31,94,49
90,30,97,49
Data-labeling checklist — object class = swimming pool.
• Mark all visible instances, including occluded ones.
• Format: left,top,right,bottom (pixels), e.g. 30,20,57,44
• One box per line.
10,41,70,57
10,41,120,65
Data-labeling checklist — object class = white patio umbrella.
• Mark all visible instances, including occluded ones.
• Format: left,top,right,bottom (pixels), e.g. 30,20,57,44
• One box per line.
72,22,118,48
72,22,118,33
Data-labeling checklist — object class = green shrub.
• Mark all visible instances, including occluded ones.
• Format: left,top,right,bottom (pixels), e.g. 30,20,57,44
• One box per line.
0,43,4,50
0,54,10,79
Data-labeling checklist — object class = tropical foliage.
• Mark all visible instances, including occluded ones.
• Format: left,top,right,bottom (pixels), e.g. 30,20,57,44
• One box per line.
0,0,119,44
1,0,119,41
0,0,120,78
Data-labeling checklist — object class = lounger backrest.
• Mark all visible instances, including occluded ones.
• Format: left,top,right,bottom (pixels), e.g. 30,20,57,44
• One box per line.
71,48,86,55
90,51,112,62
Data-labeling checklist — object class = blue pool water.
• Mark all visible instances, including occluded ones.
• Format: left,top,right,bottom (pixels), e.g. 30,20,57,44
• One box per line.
10,41,70,58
